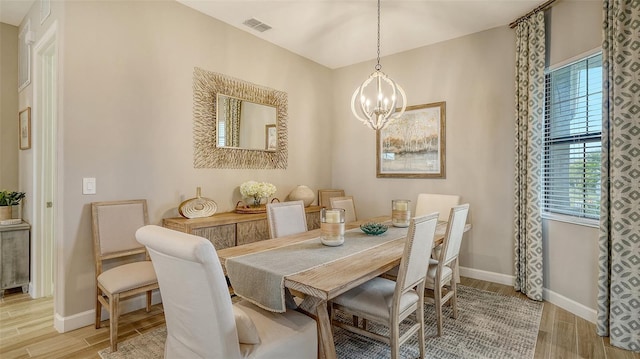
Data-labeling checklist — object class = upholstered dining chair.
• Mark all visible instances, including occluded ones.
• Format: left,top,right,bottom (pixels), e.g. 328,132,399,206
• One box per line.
424,203,469,336
330,213,439,359
266,200,308,238
136,225,318,359
329,196,357,223
317,189,345,208
91,199,159,352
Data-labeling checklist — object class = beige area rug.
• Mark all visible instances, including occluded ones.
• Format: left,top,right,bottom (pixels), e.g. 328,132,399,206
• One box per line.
99,286,543,359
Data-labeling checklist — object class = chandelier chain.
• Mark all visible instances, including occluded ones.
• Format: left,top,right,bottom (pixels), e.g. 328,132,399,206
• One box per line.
376,0,381,71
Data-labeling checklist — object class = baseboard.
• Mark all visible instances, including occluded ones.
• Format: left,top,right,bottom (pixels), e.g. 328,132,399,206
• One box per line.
459,266,514,286
53,291,162,333
459,266,597,324
543,288,597,323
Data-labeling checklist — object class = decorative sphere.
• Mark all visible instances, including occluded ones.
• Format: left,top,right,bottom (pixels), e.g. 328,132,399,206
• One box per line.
288,185,314,207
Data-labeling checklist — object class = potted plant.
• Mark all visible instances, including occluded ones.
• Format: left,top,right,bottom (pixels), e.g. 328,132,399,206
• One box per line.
0,190,26,220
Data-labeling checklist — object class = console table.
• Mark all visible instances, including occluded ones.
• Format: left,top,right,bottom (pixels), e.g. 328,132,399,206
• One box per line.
0,221,30,297
163,206,322,250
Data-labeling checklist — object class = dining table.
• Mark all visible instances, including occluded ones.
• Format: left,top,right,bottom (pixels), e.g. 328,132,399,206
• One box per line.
217,215,471,359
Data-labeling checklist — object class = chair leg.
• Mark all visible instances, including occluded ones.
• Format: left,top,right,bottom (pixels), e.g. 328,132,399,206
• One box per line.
451,277,458,319
146,290,152,312
352,315,358,327
418,297,426,359
110,294,120,352
434,284,443,337
390,317,400,359
95,294,102,329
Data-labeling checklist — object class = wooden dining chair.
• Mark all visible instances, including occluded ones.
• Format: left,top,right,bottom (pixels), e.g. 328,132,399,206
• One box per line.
91,199,159,352
266,200,308,238
424,203,469,336
330,213,439,359
329,196,357,223
317,189,345,208
136,225,318,359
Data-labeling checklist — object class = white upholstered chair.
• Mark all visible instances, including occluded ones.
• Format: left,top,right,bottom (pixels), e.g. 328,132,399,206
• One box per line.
330,213,439,359
136,225,318,359
91,199,159,352
424,203,469,336
266,200,308,238
329,196,357,223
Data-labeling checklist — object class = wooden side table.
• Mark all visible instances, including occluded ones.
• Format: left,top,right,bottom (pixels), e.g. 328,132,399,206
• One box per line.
0,221,30,297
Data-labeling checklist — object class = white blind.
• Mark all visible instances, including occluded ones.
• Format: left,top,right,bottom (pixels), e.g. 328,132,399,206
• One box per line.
543,53,602,219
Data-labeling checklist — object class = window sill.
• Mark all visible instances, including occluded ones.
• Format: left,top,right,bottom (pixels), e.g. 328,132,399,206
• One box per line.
541,212,600,228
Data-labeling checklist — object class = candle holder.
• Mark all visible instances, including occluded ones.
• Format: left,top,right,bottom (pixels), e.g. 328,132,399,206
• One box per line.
320,208,345,246
392,199,411,227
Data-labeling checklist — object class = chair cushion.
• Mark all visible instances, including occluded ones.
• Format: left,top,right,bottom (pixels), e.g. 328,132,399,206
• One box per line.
97,261,157,293
425,259,453,288
233,306,261,344
332,277,419,320
234,300,317,359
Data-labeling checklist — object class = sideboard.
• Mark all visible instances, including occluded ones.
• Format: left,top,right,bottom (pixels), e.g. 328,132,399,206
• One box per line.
0,221,30,297
162,206,322,250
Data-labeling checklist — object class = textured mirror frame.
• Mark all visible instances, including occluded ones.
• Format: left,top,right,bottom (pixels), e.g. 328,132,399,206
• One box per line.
193,67,288,169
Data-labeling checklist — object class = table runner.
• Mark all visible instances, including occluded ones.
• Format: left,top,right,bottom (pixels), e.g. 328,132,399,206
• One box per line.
225,225,408,312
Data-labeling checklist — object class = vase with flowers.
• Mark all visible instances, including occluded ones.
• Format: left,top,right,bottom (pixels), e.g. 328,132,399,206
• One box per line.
239,181,277,208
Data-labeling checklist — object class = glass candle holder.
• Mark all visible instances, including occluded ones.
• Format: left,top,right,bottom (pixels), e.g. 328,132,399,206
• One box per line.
392,199,411,227
320,208,345,246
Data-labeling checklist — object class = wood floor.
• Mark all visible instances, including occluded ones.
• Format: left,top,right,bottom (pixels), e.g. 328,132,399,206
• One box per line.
1,278,638,359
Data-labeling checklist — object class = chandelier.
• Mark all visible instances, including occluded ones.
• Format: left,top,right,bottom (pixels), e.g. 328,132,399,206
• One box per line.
351,0,407,130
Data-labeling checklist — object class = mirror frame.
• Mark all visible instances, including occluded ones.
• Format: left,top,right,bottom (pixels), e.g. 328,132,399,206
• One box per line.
193,67,288,169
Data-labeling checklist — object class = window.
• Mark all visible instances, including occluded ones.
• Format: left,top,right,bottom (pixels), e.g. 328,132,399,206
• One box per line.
543,53,602,220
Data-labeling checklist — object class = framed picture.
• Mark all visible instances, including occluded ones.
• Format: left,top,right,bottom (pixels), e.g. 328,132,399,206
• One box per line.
19,107,31,150
376,101,446,178
265,124,277,150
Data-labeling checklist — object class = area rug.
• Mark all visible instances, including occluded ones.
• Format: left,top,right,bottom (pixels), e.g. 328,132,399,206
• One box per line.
99,285,543,359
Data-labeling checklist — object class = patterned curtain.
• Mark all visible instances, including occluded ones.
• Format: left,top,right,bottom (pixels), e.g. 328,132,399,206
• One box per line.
220,97,242,147
597,0,640,352
513,11,545,302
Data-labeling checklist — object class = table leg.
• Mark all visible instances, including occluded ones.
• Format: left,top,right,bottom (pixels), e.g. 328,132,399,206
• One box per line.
299,296,336,359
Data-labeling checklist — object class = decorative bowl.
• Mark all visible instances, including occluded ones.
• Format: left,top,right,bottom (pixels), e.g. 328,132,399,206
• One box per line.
360,222,389,236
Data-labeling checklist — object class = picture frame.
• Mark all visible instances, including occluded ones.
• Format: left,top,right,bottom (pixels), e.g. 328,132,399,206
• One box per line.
265,124,277,150
19,107,31,150
376,101,446,178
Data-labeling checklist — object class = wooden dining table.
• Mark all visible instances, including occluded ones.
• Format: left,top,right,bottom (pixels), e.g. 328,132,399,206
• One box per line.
217,216,470,359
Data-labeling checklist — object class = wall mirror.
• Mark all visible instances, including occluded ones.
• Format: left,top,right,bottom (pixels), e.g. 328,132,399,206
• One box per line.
193,67,288,169
217,94,277,150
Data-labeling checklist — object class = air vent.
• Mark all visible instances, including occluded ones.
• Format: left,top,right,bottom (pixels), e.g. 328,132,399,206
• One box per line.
242,18,272,33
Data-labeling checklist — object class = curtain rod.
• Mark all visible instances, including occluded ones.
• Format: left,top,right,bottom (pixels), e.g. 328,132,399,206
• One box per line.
509,0,558,28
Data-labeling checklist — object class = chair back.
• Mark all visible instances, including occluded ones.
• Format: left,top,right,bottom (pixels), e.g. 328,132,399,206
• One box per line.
318,189,345,208
395,213,439,293
329,196,357,223
415,193,460,222
136,225,242,359
441,204,470,266
266,200,308,238
91,199,149,274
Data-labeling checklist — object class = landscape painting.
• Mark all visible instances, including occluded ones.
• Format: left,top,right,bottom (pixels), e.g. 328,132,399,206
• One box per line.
376,102,446,178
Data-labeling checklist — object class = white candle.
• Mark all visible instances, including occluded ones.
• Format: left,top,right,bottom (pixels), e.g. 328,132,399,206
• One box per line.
325,210,341,224
395,202,408,211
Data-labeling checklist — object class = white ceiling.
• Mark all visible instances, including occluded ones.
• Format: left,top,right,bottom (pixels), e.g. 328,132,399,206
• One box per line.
2,0,551,69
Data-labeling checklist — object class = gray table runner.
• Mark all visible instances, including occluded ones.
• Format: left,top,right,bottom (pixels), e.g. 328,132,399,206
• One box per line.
225,225,408,312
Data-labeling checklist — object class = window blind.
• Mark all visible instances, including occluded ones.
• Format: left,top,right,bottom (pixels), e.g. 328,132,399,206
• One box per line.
543,53,602,219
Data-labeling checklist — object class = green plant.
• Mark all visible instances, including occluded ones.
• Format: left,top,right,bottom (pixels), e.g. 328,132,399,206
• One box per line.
0,190,26,206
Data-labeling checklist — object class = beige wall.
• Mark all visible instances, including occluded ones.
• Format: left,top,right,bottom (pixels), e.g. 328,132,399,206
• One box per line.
0,23,19,190
542,1,602,310
55,0,333,316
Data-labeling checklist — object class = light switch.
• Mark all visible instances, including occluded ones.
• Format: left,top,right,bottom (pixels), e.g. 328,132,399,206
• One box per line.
83,177,96,195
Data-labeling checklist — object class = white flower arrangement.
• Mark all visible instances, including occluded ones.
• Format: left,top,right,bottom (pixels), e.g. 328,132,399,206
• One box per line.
240,181,277,206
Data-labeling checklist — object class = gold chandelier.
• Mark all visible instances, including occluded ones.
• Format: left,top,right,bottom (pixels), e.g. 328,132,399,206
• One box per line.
351,0,407,130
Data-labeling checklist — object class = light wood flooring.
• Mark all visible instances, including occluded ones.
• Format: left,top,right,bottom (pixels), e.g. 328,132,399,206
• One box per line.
1,278,638,359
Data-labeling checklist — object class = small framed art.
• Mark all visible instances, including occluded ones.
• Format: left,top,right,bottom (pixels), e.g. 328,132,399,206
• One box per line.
19,107,31,150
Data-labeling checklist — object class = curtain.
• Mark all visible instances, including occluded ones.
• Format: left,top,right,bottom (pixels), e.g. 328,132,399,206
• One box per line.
597,0,640,352
513,11,545,302
219,97,242,147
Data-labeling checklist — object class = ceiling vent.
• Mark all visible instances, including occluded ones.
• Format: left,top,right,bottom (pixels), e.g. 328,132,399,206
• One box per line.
242,18,272,33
